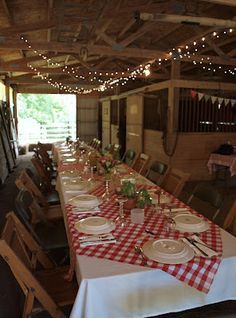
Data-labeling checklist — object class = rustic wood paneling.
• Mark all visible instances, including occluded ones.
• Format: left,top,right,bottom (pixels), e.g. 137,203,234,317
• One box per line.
77,96,98,143
126,95,143,154
111,124,119,145
102,100,111,148
144,130,236,180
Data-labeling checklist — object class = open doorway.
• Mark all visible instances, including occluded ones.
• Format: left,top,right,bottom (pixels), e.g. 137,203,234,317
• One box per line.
17,94,76,146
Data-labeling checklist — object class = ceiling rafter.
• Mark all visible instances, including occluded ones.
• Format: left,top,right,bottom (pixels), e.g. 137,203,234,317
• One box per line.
0,21,55,36
139,12,236,28
201,0,236,7
0,39,168,59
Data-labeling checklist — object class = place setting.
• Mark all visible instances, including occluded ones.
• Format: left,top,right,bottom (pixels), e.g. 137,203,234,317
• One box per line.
68,194,102,214
142,238,195,265
74,216,116,246
63,178,89,193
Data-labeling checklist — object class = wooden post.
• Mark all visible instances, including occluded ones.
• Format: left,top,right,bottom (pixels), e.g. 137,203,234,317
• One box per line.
166,60,180,155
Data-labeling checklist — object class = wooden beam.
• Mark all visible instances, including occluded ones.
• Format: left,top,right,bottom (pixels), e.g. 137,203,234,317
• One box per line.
139,12,236,28
0,53,66,67
95,19,113,42
0,39,167,59
1,0,13,25
118,18,136,38
201,0,236,6
120,22,156,47
172,79,236,91
180,54,236,66
0,21,55,36
47,0,54,42
2,64,167,79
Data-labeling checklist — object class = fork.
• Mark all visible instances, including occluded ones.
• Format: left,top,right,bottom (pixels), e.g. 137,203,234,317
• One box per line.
134,245,148,265
185,237,209,257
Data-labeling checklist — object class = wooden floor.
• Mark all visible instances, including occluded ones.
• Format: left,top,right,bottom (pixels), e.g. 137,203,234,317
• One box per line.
0,153,235,318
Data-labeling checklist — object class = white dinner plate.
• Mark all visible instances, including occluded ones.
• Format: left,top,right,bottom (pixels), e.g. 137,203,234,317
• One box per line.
75,217,115,234
152,239,187,258
68,194,100,208
61,170,81,178
63,179,89,190
173,214,210,233
60,149,71,153
61,153,73,158
63,158,77,163
142,239,194,264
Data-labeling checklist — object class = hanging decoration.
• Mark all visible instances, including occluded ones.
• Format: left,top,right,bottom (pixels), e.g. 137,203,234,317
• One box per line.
190,89,236,107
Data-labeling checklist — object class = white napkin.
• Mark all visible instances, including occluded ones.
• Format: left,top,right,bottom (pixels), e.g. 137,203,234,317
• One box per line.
72,207,101,214
182,236,219,258
163,207,190,214
79,234,116,247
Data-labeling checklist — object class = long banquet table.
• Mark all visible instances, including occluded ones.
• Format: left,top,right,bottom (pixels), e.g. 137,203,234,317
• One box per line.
54,145,236,318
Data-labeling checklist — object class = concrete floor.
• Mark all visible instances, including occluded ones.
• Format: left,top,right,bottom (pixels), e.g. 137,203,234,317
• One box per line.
0,153,235,317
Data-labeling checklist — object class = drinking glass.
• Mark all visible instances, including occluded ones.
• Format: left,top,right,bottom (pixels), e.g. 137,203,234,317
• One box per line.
164,206,176,232
115,195,127,227
101,179,111,202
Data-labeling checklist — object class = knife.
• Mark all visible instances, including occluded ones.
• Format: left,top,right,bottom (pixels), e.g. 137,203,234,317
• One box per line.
80,238,116,246
185,237,209,257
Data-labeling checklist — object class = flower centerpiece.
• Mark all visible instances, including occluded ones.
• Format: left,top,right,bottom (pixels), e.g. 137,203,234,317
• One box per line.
98,154,118,178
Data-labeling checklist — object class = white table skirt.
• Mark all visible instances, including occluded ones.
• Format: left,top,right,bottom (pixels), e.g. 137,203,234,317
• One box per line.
56,171,236,318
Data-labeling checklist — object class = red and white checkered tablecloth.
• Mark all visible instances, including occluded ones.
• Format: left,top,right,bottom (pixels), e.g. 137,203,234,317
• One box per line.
207,153,236,176
65,183,222,294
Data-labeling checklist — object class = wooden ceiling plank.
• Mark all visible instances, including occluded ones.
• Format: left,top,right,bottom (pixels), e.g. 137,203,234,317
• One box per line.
0,53,68,67
1,64,164,79
120,21,156,47
1,0,13,25
180,54,236,66
139,12,236,28
98,32,119,47
201,0,236,6
0,40,167,59
47,0,54,42
95,19,113,42
118,18,136,39
190,26,228,59
0,21,55,36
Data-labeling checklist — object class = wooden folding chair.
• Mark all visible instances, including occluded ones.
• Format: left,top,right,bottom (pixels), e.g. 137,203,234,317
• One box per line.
15,170,60,209
31,156,53,191
223,200,236,235
146,160,168,185
0,212,77,318
37,142,55,171
187,182,223,221
161,167,190,197
122,149,136,167
132,153,151,176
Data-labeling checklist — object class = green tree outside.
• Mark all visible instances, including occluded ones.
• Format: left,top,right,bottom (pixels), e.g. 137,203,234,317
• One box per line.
17,94,69,124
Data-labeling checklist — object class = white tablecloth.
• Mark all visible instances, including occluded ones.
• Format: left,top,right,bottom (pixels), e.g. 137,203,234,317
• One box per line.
56,168,236,318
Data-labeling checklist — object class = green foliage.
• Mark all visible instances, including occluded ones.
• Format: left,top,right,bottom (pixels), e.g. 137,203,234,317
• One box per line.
121,181,136,199
17,94,68,124
136,189,152,209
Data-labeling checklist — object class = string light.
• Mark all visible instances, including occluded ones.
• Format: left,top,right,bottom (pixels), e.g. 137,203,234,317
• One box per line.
19,27,235,94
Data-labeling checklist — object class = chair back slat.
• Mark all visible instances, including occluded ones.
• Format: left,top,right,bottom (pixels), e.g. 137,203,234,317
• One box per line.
15,170,48,207
146,160,168,185
161,168,190,197
132,153,151,176
223,200,236,232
